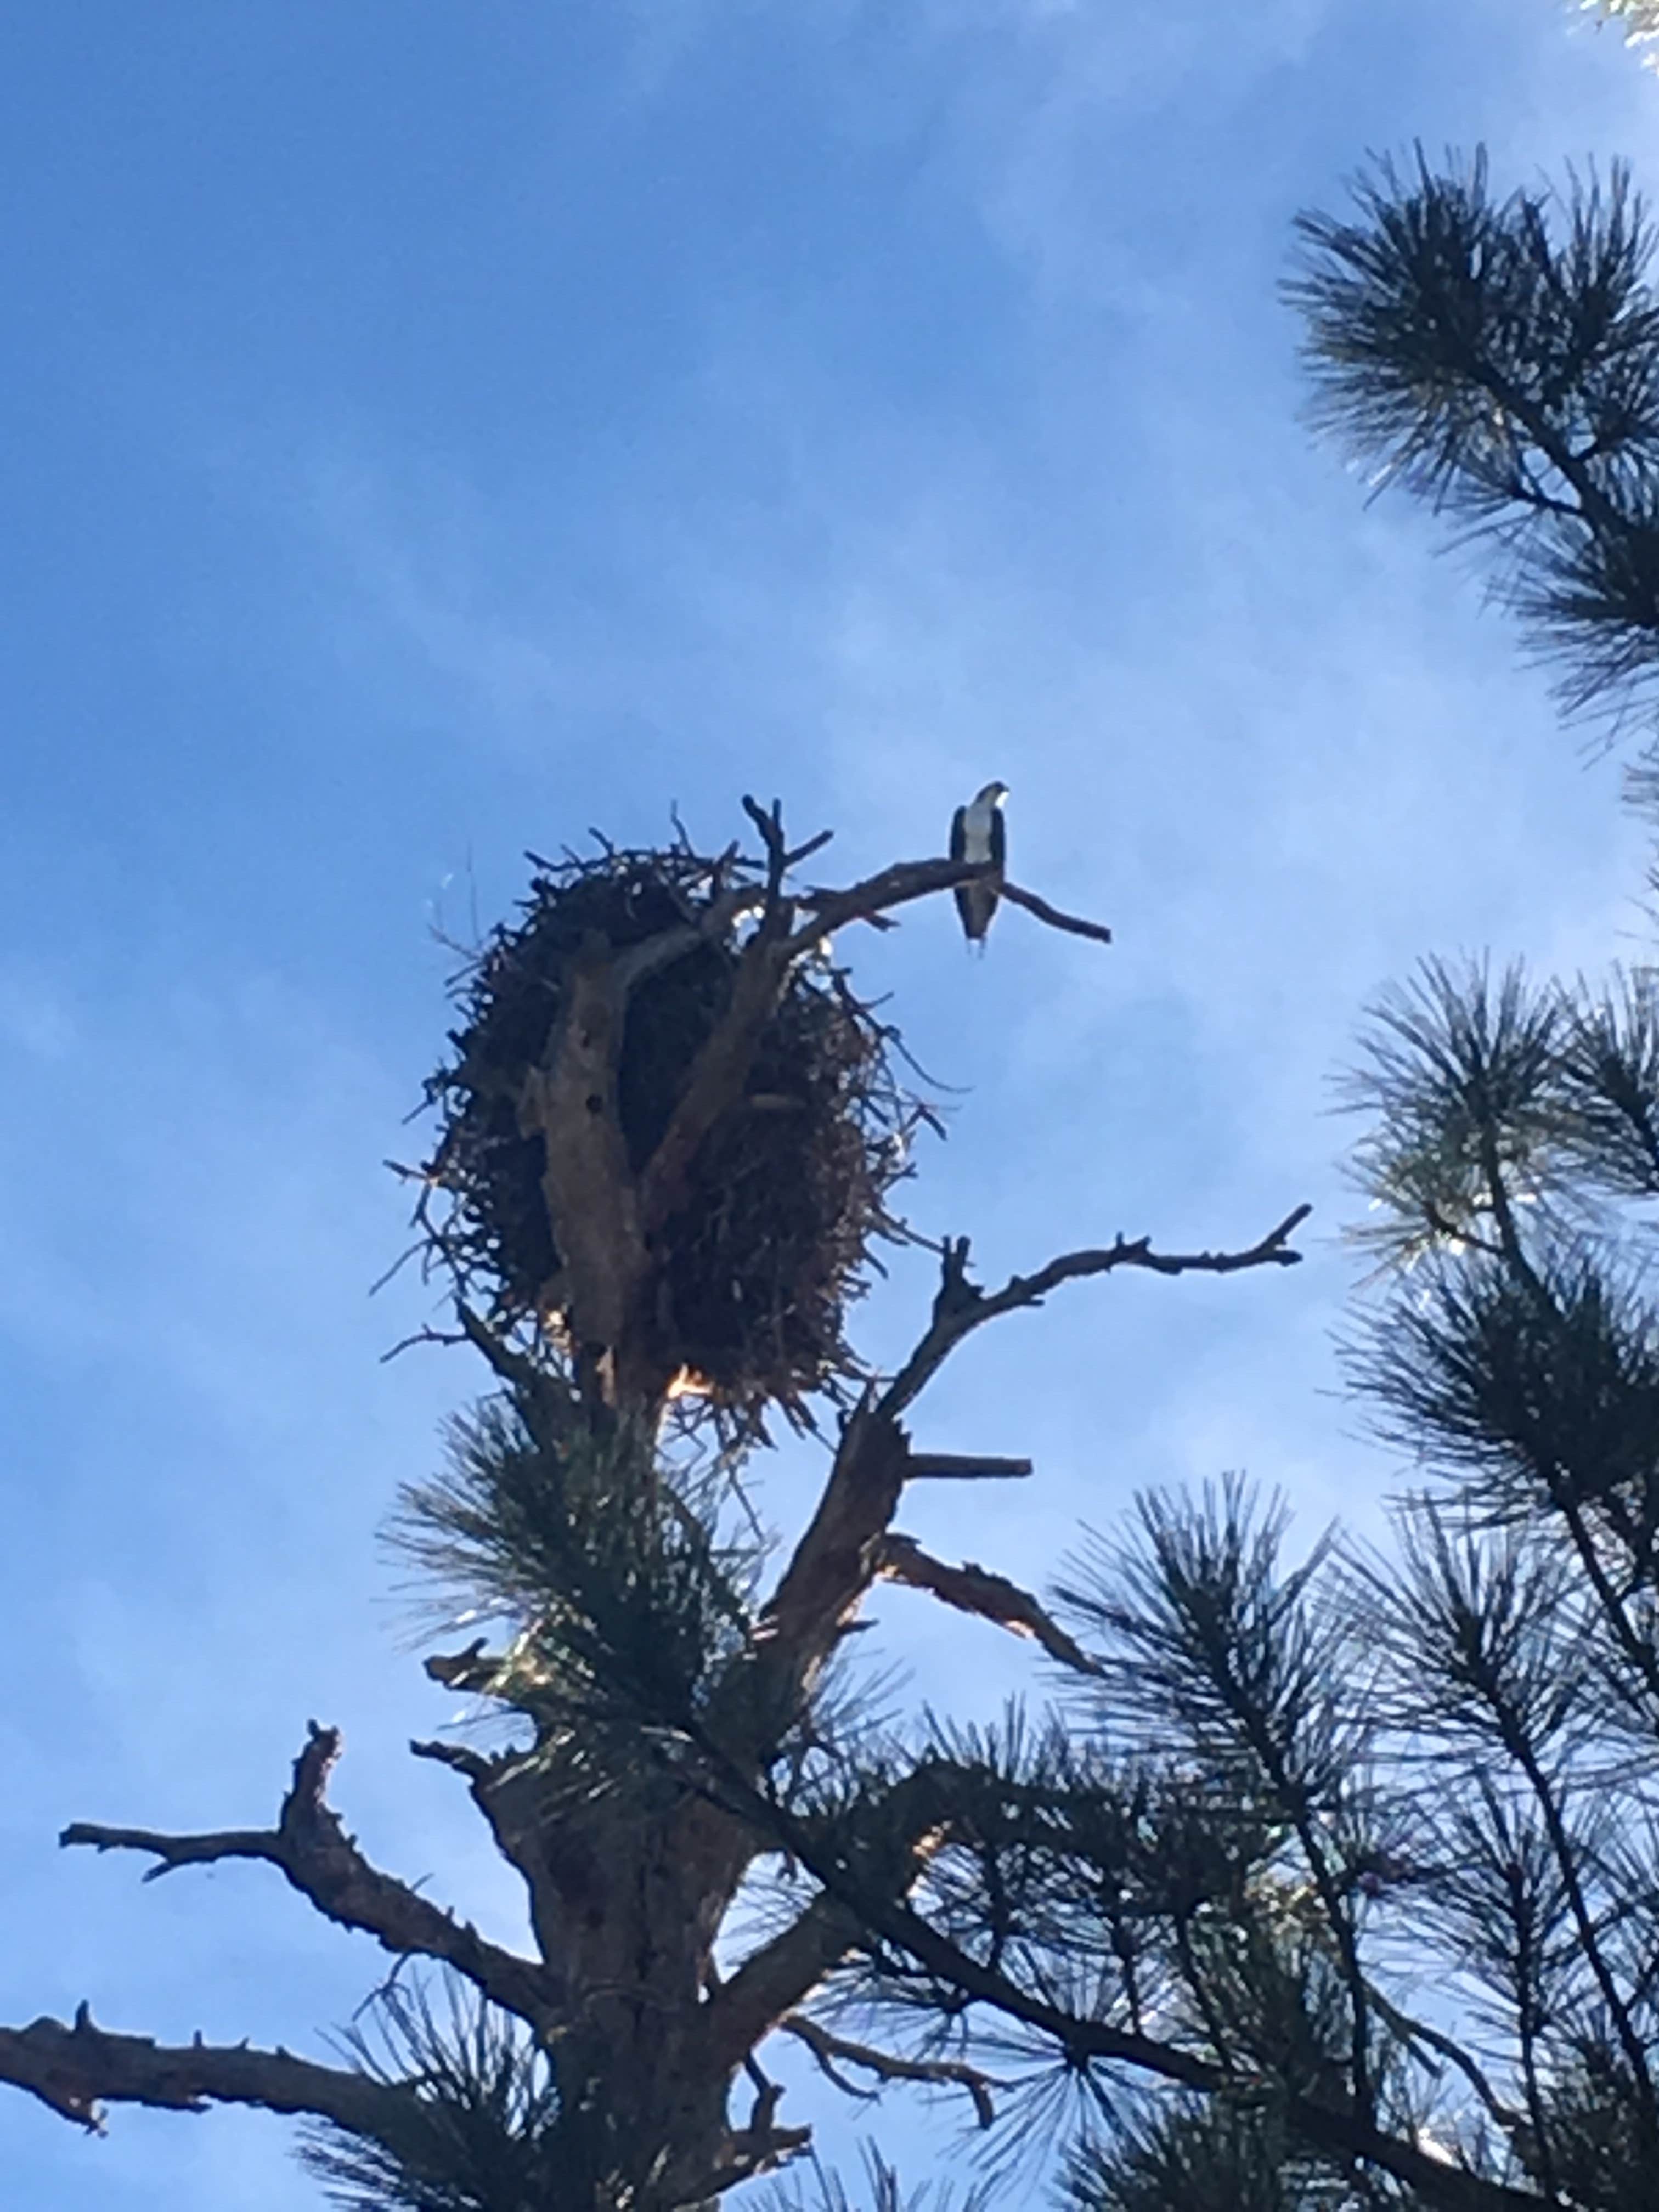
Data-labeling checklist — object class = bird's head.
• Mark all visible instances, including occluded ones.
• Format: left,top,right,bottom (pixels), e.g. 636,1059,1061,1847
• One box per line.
978,780,1009,807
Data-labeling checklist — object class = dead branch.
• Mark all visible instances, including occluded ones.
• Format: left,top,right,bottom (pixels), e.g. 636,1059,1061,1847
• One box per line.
778,2011,1005,2128
608,878,770,999
787,827,834,868
708,1207,1307,1803
701,2107,811,2198
424,1639,508,1697
732,1398,912,1735
61,1724,554,2035
874,1533,1103,1676
0,2003,417,2142
408,1736,500,1788
785,857,996,953
998,878,1114,944
881,1205,1312,1421
904,1453,1032,1480
451,1302,577,1427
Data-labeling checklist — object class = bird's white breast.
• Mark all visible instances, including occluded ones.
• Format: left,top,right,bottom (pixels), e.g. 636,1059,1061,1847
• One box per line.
960,799,996,861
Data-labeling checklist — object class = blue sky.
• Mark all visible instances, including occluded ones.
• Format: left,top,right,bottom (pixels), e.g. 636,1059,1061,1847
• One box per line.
2,3,1655,2204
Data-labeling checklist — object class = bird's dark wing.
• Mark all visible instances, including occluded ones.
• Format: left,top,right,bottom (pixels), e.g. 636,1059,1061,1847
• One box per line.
954,883,977,938
950,805,967,863
990,808,1006,874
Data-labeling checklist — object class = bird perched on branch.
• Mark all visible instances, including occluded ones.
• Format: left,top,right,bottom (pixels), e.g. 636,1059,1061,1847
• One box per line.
950,780,1008,949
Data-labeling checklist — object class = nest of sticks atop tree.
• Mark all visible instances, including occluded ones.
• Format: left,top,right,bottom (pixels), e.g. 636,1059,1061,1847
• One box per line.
403,834,936,1438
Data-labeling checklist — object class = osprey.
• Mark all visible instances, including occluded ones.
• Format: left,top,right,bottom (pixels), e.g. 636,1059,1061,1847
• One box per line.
950,780,1008,948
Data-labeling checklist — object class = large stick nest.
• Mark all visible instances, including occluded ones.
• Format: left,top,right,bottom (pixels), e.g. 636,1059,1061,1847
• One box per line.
407,839,936,1437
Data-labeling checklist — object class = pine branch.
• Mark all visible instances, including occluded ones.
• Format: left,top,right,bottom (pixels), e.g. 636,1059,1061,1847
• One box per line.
706,1894,865,2074
874,1533,1103,1676
695,1751,1549,2212
61,1724,554,2036
1289,151,1659,718
704,1765,968,2073
0,2002,417,2142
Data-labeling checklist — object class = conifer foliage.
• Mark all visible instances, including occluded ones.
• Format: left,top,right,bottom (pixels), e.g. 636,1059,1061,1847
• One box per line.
1287,149,1659,721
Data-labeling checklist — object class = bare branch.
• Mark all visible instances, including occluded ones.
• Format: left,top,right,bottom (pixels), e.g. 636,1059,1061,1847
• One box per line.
904,1453,1033,1481
450,1302,575,1422
778,2011,1005,2128
880,1206,1312,1420
733,1400,912,1731
999,878,1114,945
408,1736,499,1788
424,1639,509,1697
720,1211,1306,1747
874,1533,1103,1676
629,833,1111,1247
786,857,993,952
61,1724,554,2035
0,2004,417,2143
609,879,770,998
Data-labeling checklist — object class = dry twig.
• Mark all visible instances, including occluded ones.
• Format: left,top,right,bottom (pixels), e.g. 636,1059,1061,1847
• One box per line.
778,2011,1006,2128
61,1724,551,2034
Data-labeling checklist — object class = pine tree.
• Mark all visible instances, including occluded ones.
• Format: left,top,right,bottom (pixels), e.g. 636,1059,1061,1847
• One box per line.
0,800,1321,2208
13,146,1659,2212
1285,147,1659,732
21,780,1652,2209
1580,1,1659,65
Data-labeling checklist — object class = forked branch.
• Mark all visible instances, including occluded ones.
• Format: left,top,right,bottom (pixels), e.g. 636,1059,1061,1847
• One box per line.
881,1205,1312,1420
731,1206,1308,1744
61,1724,553,2035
